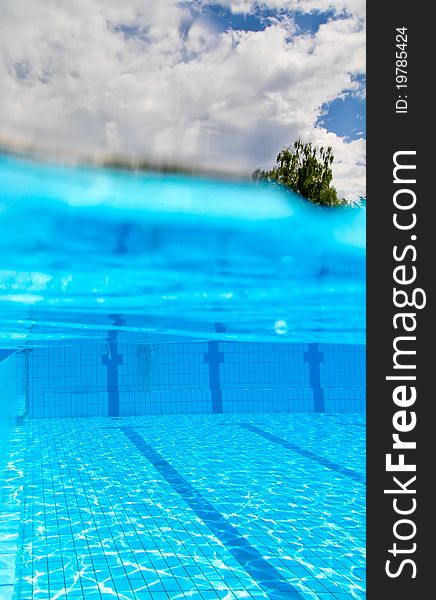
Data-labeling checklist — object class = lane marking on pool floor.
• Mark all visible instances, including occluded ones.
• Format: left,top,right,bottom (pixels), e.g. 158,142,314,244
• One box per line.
237,423,365,485
119,426,304,600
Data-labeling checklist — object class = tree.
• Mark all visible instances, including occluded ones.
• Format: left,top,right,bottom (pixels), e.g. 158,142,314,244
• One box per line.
253,139,347,207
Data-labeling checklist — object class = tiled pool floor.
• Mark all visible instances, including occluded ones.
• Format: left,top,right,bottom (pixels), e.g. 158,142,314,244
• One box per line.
12,414,365,600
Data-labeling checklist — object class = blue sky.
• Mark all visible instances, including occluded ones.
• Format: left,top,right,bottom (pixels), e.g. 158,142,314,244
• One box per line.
191,3,336,34
0,0,366,199
318,90,365,141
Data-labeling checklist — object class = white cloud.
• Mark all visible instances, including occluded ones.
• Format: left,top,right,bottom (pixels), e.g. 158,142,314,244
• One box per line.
0,0,365,200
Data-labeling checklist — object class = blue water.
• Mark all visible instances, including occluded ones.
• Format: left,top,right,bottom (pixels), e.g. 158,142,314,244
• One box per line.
12,415,365,600
0,153,365,600
0,153,365,348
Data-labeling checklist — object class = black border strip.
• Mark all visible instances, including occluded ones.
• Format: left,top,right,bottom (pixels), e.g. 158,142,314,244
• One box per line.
367,2,432,596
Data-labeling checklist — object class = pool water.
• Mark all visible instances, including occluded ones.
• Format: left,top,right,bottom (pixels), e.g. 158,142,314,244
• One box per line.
0,153,365,347
14,414,365,600
0,154,366,600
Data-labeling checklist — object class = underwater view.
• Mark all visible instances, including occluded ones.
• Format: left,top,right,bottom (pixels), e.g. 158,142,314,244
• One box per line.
0,153,365,600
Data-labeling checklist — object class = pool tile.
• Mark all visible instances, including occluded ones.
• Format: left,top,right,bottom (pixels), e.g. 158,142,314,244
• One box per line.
5,414,364,599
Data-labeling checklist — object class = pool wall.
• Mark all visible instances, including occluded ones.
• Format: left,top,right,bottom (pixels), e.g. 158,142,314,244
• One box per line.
27,342,365,418
0,351,24,498
0,351,26,600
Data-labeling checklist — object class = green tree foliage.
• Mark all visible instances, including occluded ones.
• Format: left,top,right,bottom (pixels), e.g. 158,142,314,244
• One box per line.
253,139,347,207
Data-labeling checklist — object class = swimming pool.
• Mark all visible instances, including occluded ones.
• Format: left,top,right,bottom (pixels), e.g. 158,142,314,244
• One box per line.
0,153,365,599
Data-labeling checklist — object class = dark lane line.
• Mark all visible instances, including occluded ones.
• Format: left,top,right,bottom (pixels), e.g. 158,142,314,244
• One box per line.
120,426,304,599
238,423,365,485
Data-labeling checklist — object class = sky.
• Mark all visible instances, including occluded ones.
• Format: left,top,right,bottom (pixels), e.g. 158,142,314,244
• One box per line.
0,0,366,200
